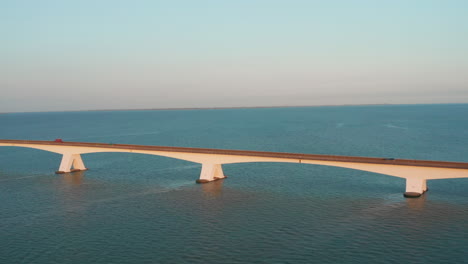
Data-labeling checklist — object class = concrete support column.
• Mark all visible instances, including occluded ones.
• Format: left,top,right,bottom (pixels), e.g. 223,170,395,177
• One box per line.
71,154,87,171
404,178,427,198
196,164,227,183
55,154,88,174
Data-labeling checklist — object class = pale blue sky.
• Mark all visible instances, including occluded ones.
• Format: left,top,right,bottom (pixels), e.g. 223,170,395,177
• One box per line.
1,0,468,112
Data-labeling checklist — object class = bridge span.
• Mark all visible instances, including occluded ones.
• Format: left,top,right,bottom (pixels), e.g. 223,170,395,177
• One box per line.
1,139,468,198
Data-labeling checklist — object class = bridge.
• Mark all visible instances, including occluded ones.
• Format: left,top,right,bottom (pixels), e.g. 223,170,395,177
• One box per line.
1,139,468,198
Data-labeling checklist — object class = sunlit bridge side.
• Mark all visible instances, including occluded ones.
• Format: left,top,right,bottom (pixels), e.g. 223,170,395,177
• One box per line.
1,139,468,198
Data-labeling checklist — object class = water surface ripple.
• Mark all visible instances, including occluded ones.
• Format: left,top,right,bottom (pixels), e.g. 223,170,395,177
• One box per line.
1,104,467,263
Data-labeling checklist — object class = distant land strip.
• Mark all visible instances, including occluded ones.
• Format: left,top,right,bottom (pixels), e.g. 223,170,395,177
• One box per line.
0,103,398,114
2,103,467,114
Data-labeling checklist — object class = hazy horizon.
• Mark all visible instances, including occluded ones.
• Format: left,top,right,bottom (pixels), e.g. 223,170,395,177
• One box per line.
2,102,468,115
2,0,468,112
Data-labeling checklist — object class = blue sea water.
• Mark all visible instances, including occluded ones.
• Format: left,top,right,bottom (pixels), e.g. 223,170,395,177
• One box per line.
0,104,467,263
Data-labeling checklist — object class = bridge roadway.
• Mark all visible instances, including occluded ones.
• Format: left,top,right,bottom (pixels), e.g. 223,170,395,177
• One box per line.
1,139,468,198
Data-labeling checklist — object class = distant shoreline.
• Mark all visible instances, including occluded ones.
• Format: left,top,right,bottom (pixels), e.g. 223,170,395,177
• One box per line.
1,102,467,114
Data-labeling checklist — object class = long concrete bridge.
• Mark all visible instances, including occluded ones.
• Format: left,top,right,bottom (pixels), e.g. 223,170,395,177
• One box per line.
1,139,468,198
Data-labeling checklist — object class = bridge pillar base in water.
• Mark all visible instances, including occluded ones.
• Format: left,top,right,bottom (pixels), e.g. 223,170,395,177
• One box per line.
55,153,87,174
196,164,227,183
55,169,89,174
404,178,428,198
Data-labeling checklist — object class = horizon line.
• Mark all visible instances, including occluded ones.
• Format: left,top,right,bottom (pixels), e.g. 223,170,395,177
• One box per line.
1,102,467,114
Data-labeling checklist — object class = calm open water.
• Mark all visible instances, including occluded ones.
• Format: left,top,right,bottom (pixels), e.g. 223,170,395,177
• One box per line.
1,104,468,263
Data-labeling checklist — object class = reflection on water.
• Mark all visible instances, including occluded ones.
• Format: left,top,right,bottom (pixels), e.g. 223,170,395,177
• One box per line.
62,171,85,185
405,192,427,210
201,179,225,197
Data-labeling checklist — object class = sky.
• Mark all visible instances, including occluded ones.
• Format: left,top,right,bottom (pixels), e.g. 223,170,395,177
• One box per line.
1,0,468,112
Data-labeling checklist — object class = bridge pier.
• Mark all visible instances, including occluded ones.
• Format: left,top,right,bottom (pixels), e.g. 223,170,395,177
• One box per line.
55,153,88,174
196,164,227,183
404,178,428,198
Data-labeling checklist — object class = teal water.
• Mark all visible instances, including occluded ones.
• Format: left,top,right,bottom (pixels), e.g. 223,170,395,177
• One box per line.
1,104,467,263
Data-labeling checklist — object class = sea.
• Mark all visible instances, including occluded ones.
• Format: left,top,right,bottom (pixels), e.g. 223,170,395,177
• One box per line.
0,104,467,264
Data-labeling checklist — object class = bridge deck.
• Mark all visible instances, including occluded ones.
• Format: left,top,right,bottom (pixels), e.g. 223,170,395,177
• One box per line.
1,139,468,170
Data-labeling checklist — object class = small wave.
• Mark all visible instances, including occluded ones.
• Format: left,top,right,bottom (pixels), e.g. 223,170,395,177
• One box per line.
384,124,408,130
0,187,186,225
0,175,43,182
